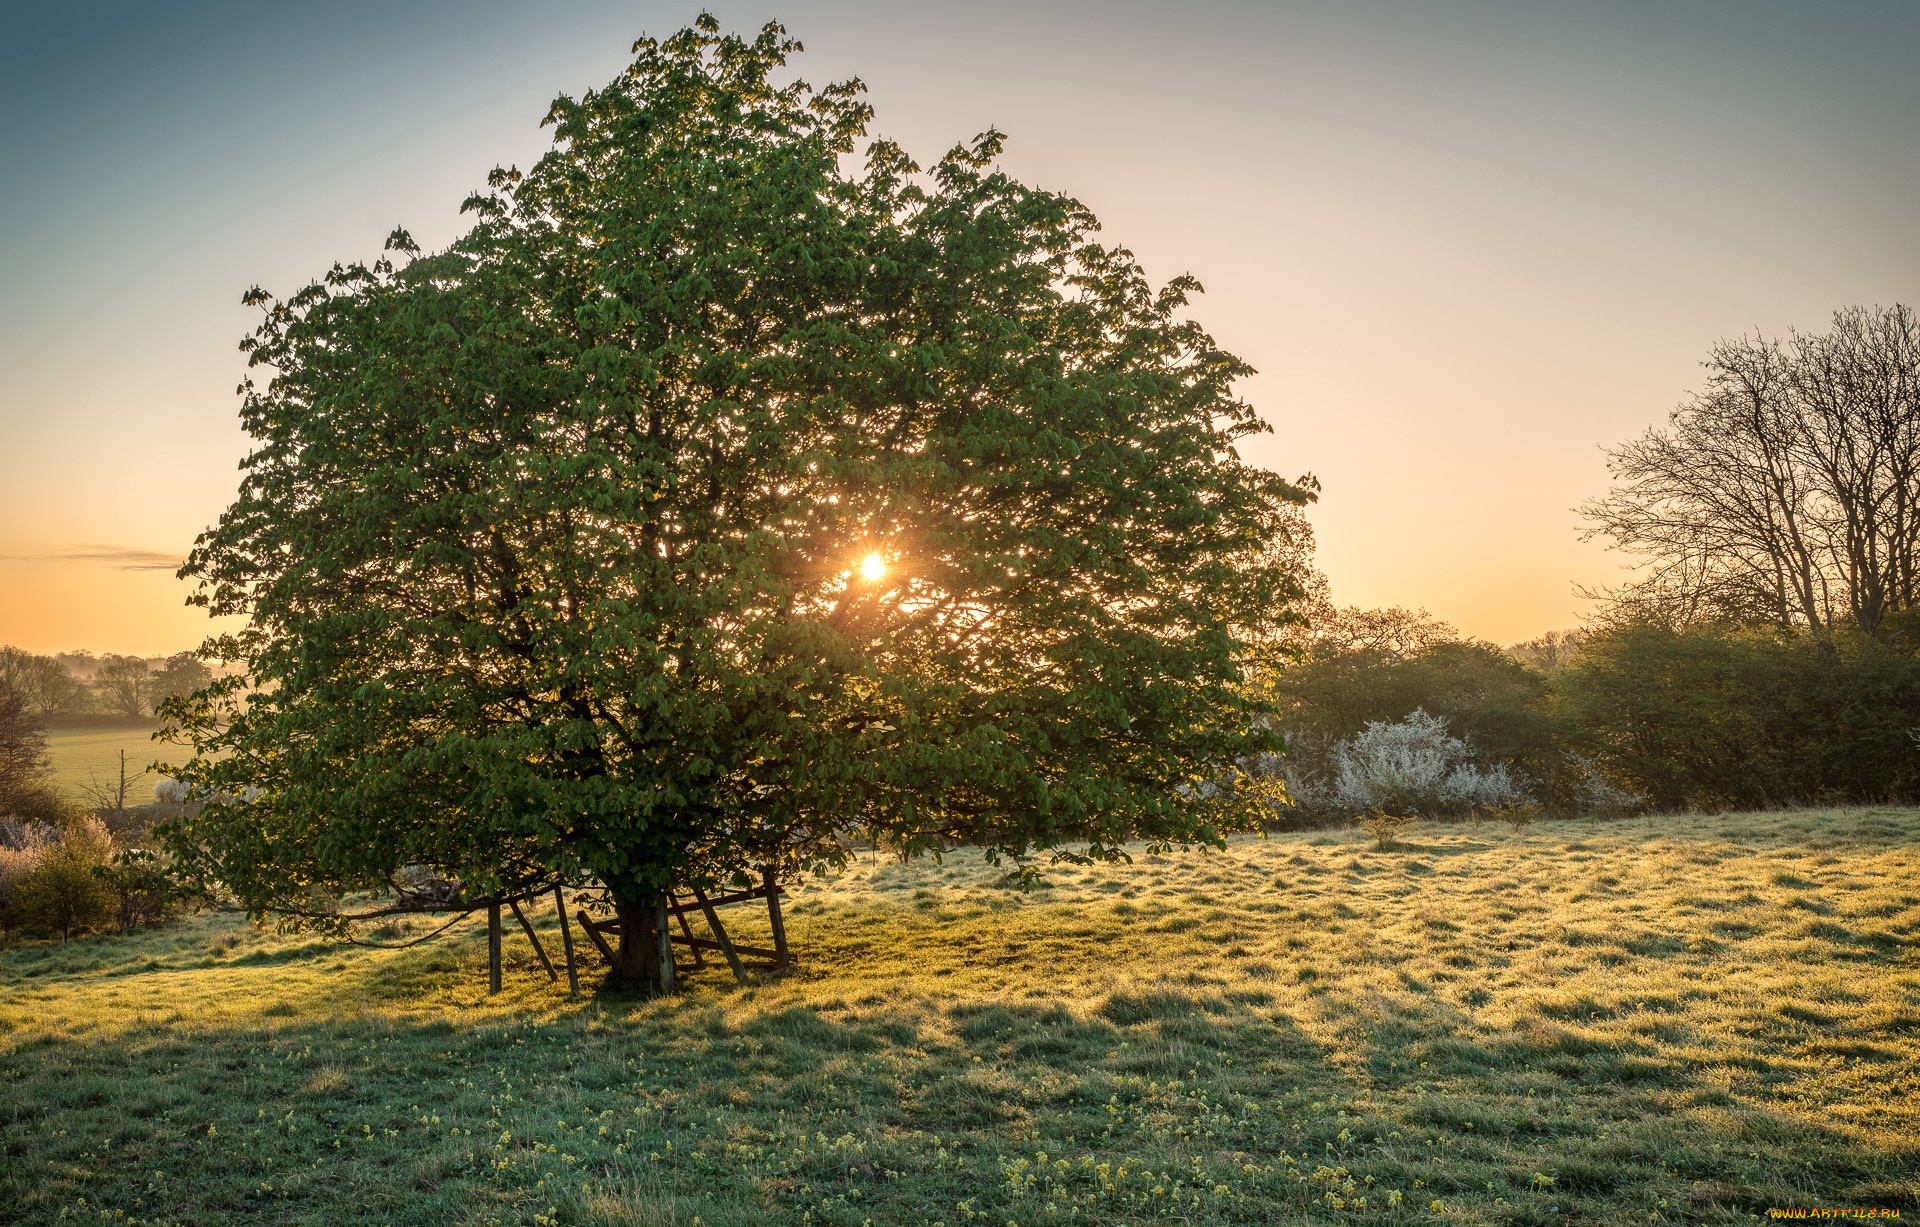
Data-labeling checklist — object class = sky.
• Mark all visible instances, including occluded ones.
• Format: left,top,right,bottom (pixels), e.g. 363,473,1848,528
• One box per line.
1,0,1916,656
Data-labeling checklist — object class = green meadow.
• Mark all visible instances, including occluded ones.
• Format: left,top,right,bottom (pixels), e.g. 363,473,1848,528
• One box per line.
1,809,1915,1226
41,727,168,801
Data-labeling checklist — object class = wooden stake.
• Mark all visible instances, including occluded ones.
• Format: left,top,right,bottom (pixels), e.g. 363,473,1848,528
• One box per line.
577,909,616,964
487,899,502,994
509,898,557,982
553,887,579,998
654,900,676,994
692,885,748,983
670,891,708,967
667,933,782,961
764,865,789,970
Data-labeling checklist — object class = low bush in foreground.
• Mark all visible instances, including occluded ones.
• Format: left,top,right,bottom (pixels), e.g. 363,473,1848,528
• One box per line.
0,815,115,940
0,813,173,941
0,808,1915,1225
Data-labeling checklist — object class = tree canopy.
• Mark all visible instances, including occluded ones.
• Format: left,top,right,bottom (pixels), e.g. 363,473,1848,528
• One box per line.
159,17,1309,977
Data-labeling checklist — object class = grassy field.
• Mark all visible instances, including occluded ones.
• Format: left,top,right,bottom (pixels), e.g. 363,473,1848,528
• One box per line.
42,727,170,801
1,808,1915,1226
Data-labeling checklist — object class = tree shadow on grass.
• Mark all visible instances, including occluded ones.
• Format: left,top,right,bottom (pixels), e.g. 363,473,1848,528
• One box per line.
6,856,1918,1226
1307,980,1919,1217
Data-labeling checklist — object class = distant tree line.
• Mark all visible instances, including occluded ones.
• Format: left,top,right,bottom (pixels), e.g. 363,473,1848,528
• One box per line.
0,647,210,722
1271,606,1920,817
1275,305,1920,817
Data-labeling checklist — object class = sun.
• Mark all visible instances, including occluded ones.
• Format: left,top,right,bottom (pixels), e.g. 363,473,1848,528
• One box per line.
860,552,885,582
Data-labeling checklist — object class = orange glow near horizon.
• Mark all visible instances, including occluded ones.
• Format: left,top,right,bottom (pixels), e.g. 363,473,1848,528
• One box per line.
4,4,1916,656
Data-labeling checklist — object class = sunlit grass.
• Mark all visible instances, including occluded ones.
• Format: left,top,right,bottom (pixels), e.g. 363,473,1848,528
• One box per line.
2,808,1916,1224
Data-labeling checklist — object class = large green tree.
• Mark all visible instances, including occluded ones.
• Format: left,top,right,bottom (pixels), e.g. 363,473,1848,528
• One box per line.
160,17,1309,982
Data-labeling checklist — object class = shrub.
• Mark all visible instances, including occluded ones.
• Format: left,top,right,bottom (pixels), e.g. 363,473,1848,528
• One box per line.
1273,635,1560,800
1328,709,1532,817
10,817,115,941
1565,754,1643,816
1553,622,1920,811
102,845,178,932
1484,800,1542,834
1358,809,1417,847
0,818,60,938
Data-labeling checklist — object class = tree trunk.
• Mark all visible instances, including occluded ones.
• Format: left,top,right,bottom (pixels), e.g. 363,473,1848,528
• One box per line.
610,895,659,983
608,883,677,993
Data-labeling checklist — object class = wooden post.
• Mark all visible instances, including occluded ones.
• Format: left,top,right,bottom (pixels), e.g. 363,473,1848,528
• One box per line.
577,910,616,964
654,900,676,994
692,886,748,983
487,899,503,994
553,887,579,998
669,891,708,967
509,898,557,982
764,865,789,970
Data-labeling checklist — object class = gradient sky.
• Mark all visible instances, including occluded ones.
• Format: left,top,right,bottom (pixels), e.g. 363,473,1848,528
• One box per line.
2,0,1917,656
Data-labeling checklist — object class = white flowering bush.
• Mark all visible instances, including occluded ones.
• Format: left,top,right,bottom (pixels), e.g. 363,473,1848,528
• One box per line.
0,818,62,932
153,777,190,805
1326,709,1531,816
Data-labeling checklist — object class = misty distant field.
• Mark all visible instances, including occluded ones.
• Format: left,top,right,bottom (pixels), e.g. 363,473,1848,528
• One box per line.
43,726,173,801
1,809,1915,1225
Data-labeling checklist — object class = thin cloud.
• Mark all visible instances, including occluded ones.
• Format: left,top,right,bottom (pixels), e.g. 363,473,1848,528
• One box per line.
0,544,184,571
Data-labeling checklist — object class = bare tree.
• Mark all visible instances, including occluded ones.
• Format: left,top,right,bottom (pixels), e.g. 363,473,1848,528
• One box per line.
81,749,148,825
1309,605,1458,658
1583,304,1920,636
92,656,151,719
0,647,88,720
1507,629,1586,672
0,681,61,818
1791,306,1920,632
